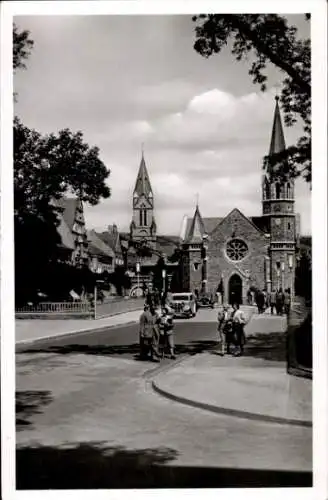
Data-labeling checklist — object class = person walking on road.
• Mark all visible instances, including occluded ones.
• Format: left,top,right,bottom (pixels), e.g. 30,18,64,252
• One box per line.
284,288,291,315
256,289,265,314
139,304,161,362
217,304,230,355
276,288,285,316
159,307,176,359
231,303,247,356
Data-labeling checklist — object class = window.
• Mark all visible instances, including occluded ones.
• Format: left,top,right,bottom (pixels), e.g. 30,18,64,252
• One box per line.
226,239,248,261
276,262,281,270
286,183,291,198
264,181,270,200
287,222,291,230
276,183,281,199
275,218,281,226
143,209,147,226
139,210,143,226
194,262,200,271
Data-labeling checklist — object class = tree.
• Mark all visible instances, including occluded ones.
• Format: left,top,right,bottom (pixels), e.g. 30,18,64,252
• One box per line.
192,14,311,183
13,23,34,71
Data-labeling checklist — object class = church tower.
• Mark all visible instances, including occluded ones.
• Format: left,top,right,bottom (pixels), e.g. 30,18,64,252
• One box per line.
130,151,156,248
262,96,296,297
181,204,205,294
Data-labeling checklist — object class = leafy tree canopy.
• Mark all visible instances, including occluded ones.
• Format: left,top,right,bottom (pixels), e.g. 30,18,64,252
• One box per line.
13,23,34,71
192,14,311,183
14,117,110,221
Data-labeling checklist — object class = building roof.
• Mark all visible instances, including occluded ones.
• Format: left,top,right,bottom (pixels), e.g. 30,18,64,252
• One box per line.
181,211,269,243
88,230,115,259
55,197,80,230
184,205,205,244
133,153,153,197
56,216,75,250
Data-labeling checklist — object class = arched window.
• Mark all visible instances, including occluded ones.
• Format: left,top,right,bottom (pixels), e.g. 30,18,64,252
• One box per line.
139,210,143,226
143,209,147,226
286,182,291,198
276,183,281,199
264,179,270,200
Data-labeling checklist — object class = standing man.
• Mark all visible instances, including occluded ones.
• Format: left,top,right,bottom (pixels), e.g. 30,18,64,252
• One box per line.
231,303,247,356
139,304,160,362
217,305,230,356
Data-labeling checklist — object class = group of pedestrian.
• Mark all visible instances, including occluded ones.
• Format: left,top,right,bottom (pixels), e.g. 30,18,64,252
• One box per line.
138,303,176,362
217,303,247,357
268,288,291,315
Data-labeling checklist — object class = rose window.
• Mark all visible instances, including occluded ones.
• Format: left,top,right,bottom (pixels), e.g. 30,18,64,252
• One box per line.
226,239,248,261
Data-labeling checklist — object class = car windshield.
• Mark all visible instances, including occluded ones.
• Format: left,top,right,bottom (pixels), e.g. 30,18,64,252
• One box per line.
172,295,190,301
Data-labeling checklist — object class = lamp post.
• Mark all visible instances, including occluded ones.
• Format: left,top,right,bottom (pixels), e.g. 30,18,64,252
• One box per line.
288,255,293,303
202,234,208,295
94,267,103,320
162,268,166,306
136,261,140,296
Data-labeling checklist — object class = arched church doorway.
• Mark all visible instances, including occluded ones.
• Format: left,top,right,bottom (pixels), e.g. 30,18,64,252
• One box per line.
228,274,242,305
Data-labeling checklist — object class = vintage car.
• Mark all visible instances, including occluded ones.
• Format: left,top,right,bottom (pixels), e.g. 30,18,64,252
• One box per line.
169,292,197,318
196,293,215,309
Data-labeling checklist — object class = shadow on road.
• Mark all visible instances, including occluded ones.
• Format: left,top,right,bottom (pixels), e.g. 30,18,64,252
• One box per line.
243,332,286,362
16,390,53,430
16,441,312,489
19,340,218,359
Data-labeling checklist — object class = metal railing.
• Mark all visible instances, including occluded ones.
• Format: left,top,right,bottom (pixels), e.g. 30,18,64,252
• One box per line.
16,301,91,314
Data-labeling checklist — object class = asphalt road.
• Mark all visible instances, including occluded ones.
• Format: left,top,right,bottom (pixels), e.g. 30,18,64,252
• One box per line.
16,320,219,360
16,317,312,489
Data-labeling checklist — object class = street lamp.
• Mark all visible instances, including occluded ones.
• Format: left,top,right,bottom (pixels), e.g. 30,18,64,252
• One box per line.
136,261,141,296
94,267,103,320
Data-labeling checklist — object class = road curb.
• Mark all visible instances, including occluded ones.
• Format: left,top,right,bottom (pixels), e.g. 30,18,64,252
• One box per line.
15,320,139,347
151,378,312,428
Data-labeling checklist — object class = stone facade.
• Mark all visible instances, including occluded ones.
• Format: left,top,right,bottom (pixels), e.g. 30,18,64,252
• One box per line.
207,209,269,303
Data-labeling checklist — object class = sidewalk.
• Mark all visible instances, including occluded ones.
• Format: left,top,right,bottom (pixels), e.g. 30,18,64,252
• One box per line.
16,309,143,345
152,312,312,427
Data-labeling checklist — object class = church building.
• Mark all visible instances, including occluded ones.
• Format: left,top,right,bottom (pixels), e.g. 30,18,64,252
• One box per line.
179,97,300,304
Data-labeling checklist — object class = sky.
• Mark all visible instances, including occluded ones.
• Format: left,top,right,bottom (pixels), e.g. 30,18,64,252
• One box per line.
14,14,311,236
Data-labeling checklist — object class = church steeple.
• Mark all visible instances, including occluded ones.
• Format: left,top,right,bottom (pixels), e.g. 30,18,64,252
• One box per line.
130,149,156,246
133,151,153,198
269,96,286,157
185,204,205,244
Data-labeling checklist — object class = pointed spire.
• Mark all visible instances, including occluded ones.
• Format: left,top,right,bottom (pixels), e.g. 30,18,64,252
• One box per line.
133,149,153,197
185,204,205,244
269,96,286,156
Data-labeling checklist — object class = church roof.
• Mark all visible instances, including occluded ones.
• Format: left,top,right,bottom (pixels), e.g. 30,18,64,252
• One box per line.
88,230,115,259
183,215,223,242
269,97,286,157
133,153,153,197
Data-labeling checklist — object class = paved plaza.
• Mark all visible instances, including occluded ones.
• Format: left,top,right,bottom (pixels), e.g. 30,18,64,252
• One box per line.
16,307,312,488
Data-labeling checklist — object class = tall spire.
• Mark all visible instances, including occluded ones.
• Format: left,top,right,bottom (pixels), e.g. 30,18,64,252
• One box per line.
185,204,205,244
133,150,153,197
269,96,286,156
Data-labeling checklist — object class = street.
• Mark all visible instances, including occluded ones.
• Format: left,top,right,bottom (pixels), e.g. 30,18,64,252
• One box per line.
16,311,312,489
